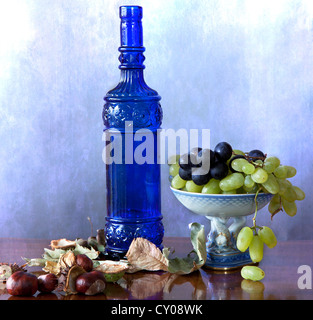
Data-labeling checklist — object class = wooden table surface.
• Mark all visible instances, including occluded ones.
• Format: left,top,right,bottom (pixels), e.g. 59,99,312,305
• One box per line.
0,237,312,300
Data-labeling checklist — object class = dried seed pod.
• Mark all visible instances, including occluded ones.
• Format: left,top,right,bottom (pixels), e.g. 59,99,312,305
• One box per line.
50,239,76,250
97,229,106,246
76,238,89,248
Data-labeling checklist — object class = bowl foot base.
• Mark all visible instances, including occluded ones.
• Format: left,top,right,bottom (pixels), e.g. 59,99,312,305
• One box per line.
204,250,255,271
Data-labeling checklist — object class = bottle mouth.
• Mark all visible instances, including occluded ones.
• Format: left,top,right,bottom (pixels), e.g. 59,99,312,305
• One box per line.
120,6,143,20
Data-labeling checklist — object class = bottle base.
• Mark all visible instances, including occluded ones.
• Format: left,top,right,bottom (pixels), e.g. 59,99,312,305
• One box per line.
105,216,164,257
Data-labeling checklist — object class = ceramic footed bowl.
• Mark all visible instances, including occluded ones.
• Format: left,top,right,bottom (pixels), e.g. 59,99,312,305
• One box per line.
170,187,273,270
170,187,273,218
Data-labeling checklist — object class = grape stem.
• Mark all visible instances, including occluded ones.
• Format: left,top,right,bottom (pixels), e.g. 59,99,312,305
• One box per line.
232,152,267,165
252,187,263,234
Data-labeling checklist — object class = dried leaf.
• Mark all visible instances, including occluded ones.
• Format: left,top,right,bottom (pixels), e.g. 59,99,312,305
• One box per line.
167,222,207,275
95,260,129,274
50,239,76,250
59,251,76,269
43,260,61,275
23,257,47,267
43,248,66,260
126,238,169,272
73,242,99,260
64,265,86,295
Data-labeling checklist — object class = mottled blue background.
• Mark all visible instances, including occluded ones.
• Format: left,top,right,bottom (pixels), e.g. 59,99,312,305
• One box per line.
0,0,312,241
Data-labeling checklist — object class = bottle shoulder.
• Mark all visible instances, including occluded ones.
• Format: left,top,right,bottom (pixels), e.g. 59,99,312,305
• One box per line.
105,70,160,102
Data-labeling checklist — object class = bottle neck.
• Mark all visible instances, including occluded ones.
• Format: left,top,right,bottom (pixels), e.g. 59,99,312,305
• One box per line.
119,6,145,70
119,47,145,70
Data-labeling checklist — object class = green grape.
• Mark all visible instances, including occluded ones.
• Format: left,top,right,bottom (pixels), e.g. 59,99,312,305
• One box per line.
249,235,264,263
286,166,297,178
171,174,186,189
169,163,180,177
222,190,237,194
185,180,203,193
202,179,221,194
258,226,277,248
231,158,248,172
167,154,180,165
233,149,245,156
244,175,255,189
242,164,255,175
219,173,245,192
268,194,281,214
261,173,279,194
241,266,265,281
274,166,288,179
237,227,253,252
282,198,297,217
263,156,280,173
292,186,305,201
277,178,290,195
251,168,268,184
281,185,297,202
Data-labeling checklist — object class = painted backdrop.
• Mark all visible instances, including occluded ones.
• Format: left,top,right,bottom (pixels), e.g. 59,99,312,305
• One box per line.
0,0,312,241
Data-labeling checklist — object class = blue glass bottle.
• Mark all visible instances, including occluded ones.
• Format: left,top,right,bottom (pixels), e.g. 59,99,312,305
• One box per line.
103,6,164,257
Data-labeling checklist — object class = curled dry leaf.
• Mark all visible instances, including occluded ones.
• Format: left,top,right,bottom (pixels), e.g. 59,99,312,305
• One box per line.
43,260,61,275
95,260,129,274
64,265,86,295
59,251,76,269
50,239,76,250
126,238,169,272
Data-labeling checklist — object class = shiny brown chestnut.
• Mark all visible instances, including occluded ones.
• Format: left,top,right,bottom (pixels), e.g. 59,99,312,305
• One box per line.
38,273,58,293
76,254,93,272
75,271,106,295
6,271,38,296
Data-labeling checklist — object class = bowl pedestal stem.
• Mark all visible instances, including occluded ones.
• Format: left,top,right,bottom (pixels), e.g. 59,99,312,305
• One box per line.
204,216,253,271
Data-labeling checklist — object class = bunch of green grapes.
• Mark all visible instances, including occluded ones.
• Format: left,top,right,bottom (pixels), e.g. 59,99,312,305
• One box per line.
169,144,306,281
169,147,305,214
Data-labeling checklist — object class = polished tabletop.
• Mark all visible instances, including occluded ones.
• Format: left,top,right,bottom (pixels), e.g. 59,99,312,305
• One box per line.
0,237,312,300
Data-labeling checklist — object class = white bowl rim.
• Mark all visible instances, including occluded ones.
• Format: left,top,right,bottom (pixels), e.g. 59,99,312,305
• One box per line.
170,186,272,198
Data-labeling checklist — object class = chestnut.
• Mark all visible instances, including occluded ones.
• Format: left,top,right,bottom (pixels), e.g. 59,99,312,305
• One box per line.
38,273,58,293
75,271,106,295
6,271,38,296
76,254,93,272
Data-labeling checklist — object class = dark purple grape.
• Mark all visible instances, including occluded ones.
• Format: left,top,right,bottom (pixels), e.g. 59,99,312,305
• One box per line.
190,147,202,158
179,153,199,170
179,167,192,180
210,162,229,180
197,149,216,167
248,149,265,161
192,167,211,186
214,142,233,162
229,155,246,173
